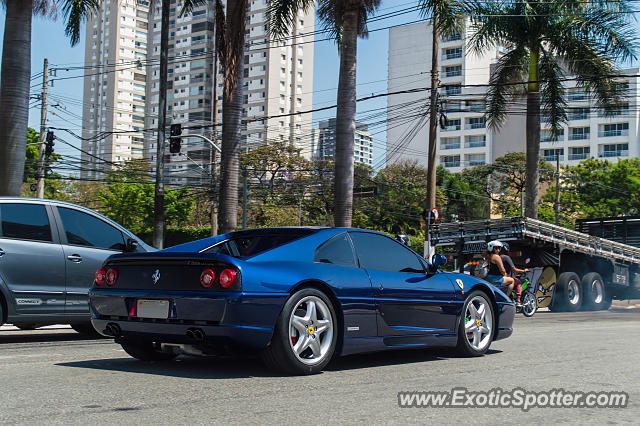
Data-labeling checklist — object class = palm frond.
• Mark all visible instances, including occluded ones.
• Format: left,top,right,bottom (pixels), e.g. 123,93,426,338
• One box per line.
484,45,528,129
179,0,209,17
418,0,464,37
266,0,315,40
465,1,524,56
538,49,567,136
61,0,100,46
33,0,57,18
215,0,227,74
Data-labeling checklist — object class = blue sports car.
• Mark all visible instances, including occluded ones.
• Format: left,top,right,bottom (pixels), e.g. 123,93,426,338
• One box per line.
89,227,515,374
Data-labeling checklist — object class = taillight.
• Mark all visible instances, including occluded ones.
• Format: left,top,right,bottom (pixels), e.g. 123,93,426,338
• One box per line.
200,269,215,288
106,268,119,286
95,268,106,285
219,269,237,288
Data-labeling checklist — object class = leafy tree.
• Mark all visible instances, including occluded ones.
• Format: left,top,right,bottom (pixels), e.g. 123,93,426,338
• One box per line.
540,158,640,226
99,160,193,232
0,0,100,196
267,0,381,227
21,127,65,199
466,0,637,218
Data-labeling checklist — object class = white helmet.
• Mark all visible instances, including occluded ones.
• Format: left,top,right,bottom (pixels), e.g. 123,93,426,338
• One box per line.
487,240,504,252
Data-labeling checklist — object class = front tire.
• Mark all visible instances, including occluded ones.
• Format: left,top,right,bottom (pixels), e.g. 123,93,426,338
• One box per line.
120,341,178,362
261,288,338,375
456,290,495,356
581,272,608,310
521,292,537,317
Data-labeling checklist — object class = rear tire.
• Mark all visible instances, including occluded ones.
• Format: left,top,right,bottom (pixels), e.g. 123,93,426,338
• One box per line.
554,272,582,312
521,292,537,317
581,272,608,310
120,341,178,362
456,290,495,356
260,288,338,375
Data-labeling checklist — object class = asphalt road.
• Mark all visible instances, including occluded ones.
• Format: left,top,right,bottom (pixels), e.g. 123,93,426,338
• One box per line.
0,310,638,425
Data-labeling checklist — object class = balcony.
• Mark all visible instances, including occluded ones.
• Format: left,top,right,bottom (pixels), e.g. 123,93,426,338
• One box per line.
568,153,589,161
465,139,486,148
543,154,563,162
598,129,629,138
568,133,589,141
599,150,629,158
441,142,460,150
466,122,485,130
443,160,460,168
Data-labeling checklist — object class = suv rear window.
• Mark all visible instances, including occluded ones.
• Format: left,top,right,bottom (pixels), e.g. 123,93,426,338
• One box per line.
202,231,313,258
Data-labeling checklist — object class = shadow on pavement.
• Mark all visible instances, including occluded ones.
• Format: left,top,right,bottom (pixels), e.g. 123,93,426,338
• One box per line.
0,331,105,344
56,347,501,380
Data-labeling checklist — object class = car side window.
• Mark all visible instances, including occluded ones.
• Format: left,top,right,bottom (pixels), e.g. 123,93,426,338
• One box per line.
314,233,356,267
350,232,425,273
58,207,125,251
0,203,52,242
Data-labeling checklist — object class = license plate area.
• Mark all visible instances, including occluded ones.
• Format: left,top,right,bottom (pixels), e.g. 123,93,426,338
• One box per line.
136,299,169,319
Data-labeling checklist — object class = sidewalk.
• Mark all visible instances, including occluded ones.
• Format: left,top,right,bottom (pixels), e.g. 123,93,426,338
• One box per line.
610,299,640,312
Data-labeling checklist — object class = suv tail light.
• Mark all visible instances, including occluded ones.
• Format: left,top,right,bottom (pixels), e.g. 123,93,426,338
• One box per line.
95,268,106,285
105,268,119,286
219,269,237,288
200,269,215,288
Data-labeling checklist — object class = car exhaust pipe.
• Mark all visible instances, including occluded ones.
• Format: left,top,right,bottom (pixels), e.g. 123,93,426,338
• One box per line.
104,323,121,337
186,328,205,341
192,329,205,341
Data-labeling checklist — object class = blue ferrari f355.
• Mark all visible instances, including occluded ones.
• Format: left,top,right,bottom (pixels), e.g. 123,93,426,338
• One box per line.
89,227,515,374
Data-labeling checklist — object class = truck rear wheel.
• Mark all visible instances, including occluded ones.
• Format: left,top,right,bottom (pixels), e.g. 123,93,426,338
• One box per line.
554,272,582,312
581,272,609,310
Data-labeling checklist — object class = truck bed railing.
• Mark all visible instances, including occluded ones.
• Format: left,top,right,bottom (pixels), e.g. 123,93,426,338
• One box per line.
430,217,640,264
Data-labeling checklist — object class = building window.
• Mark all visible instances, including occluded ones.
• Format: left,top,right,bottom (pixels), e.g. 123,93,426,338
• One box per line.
541,128,564,142
443,119,461,131
465,135,486,148
445,85,461,96
440,137,460,150
569,146,590,161
569,126,590,140
444,47,462,59
466,153,485,166
599,122,628,137
466,117,485,129
441,155,460,168
542,148,564,162
445,65,462,77
599,143,629,158
568,107,590,120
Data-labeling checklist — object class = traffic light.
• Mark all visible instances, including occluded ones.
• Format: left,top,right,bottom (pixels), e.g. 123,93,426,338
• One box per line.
169,123,182,153
45,130,55,156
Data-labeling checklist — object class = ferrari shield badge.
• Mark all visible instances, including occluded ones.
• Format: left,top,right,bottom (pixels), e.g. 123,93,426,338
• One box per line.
456,279,464,290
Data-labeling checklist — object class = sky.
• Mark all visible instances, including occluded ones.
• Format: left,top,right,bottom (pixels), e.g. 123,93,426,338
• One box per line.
0,0,426,171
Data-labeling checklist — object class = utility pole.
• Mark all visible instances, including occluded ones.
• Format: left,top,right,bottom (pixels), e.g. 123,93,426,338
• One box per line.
242,168,247,229
153,0,170,249
425,17,440,257
554,153,561,225
36,58,49,198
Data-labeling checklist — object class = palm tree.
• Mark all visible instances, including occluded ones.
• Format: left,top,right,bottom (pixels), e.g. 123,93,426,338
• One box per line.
0,0,99,196
465,0,637,218
267,0,381,227
214,0,248,233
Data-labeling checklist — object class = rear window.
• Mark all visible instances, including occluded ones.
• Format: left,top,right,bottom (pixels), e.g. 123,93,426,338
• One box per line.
202,231,313,258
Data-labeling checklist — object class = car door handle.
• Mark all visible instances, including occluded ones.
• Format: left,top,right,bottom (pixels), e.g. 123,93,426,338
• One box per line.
67,254,83,263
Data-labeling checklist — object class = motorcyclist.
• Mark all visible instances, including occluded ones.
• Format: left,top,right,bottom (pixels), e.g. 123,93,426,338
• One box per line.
500,242,529,308
482,240,515,296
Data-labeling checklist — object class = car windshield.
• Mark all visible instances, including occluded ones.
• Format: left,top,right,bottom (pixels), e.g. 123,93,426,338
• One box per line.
201,231,313,258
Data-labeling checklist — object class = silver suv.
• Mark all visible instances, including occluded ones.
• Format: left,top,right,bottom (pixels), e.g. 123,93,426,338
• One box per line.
0,198,154,333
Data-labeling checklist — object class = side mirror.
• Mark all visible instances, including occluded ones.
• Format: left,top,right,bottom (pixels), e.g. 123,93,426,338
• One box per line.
126,238,139,252
431,254,447,270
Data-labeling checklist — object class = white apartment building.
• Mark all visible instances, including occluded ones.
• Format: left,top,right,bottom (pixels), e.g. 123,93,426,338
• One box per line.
81,0,150,179
386,21,500,172
314,119,374,167
492,70,640,164
82,0,314,184
387,21,640,172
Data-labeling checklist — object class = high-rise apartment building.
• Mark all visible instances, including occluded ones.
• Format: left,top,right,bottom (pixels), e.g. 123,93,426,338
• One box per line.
387,21,640,172
81,0,150,179
82,0,315,184
386,20,500,172
314,119,374,167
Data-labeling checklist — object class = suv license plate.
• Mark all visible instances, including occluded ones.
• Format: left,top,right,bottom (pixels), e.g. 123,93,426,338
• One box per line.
136,299,169,319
